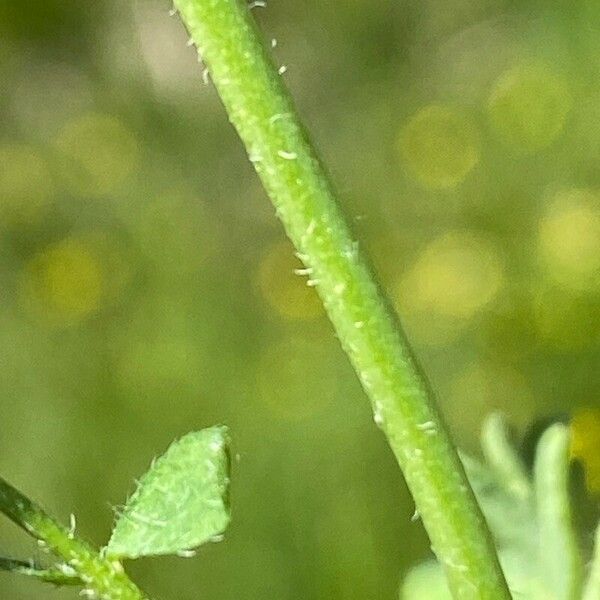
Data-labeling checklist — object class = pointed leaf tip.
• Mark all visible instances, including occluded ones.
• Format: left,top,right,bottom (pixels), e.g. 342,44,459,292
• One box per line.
105,426,231,559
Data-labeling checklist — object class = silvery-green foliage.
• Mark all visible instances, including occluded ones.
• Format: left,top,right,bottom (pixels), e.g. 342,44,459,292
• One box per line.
401,415,598,600
106,426,231,559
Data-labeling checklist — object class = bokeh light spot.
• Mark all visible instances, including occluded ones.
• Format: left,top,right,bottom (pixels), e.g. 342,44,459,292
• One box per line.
488,64,572,152
397,231,504,323
0,144,53,224
538,189,600,291
54,113,139,196
258,240,323,321
399,105,480,189
20,238,103,326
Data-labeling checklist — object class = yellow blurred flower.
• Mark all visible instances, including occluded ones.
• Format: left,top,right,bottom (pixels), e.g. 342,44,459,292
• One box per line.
571,409,600,495
538,189,600,292
399,105,480,190
20,238,104,326
398,231,504,320
54,113,139,196
258,240,323,321
488,64,572,152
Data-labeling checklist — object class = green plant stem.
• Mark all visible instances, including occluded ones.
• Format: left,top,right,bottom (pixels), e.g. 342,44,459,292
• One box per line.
172,1,510,597
0,477,148,600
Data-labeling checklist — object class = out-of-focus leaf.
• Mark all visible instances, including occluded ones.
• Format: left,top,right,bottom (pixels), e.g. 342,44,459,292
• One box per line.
534,424,583,600
481,412,532,502
401,453,540,598
105,426,231,559
401,551,549,600
402,416,573,599
399,560,451,600
460,453,536,555
583,525,600,600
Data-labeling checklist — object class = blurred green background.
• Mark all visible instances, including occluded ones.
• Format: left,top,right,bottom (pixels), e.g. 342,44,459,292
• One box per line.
1,0,599,598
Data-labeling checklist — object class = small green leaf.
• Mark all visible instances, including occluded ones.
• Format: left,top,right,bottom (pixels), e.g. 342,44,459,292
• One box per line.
105,426,231,559
0,557,80,586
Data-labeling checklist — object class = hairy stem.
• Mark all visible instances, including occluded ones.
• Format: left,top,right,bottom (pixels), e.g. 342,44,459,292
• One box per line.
172,0,510,597
0,477,148,600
